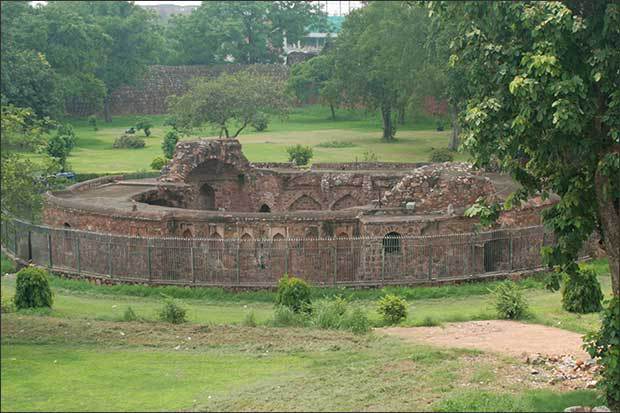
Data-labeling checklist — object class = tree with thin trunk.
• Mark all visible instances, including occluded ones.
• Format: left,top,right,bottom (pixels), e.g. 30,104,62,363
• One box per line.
167,70,290,139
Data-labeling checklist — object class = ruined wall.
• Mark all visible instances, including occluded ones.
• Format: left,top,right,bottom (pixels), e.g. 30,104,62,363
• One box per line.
66,64,290,116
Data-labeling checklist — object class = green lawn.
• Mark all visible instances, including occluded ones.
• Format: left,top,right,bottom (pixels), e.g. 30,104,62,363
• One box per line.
28,106,465,173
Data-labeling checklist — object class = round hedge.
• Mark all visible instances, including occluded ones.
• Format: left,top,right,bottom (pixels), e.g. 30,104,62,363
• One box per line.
14,266,53,309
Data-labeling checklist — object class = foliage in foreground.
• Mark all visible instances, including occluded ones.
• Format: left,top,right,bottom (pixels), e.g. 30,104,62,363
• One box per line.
376,294,408,325
491,280,529,320
13,266,53,309
584,297,620,412
286,144,313,166
158,299,187,324
150,156,167,171
275,275,312,313
429,148,455,163
562,268,604,314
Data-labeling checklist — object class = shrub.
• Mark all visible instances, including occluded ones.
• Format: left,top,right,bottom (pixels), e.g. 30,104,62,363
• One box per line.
13,266,53,309
377,294,408,325
88,115,98,131
286,144,313,166
312,298,347,329
162,130,179,159
491,280,528,320
122,306,138,322
436,120,445,131
561,268,604,313
113,134,145,149
251,112,269,131
271,305,309,327
1,294,15,313
340,307,371,334
158,299,187,324
242,310,257,327
429,148,454,163
150,156,167,171
135,117,153,136
418,316,441,327
275,275,312,313
584,297,620,412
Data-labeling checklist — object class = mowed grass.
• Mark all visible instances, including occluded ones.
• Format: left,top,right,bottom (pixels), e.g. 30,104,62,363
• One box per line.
27,106,465,173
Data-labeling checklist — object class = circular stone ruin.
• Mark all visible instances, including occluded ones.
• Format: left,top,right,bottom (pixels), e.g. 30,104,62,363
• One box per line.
34,138,559,286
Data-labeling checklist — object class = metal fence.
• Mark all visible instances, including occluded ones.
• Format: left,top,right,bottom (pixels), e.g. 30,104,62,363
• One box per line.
1,218,556,287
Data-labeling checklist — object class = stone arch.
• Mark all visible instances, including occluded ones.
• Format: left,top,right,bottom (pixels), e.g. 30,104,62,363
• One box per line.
63,223,71,228
332,194,358,210
182,228,193,238
382,231,401,254
240,233,253,250
259,204,271,213
199,183,215,210
289,195,321,211
273,233,285,241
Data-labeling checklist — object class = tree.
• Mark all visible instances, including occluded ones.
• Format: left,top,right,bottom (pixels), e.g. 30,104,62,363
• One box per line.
332,2,432,140
288,54,342,120
162,130,179,159
166,1,327,65
45,124,77,172
66,1,164,122
168,70,290,138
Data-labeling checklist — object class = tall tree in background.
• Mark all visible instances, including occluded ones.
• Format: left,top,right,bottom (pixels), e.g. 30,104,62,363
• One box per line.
332,2,432,140
166,1,327,65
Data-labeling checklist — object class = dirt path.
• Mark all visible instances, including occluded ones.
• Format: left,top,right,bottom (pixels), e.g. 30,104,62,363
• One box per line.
378,320,589,359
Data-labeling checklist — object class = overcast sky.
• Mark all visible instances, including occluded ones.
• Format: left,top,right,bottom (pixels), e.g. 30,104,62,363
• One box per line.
30,1,363,16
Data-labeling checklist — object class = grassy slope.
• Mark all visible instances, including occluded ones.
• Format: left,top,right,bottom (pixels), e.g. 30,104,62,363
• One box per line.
27,106,467,173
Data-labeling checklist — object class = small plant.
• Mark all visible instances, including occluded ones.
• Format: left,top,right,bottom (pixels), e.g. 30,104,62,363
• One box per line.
271,305,309,327
584,297,620,412
436,120,445,131
491,280,528,320
275,275,312,313
242,310,257,327
377,294,408,325
13,266,53,309
418,316,441,327
361,150,378,162
122,306,138,322
286,144,313,166
161,130,179,159
311,298,347,329
135,117,153,136
1,294,15,313
158,298,187,324
113,134,145,149
429,148,454,162
561,268,604,313
251,112,269,132
340,307,371,334
316,140,357,148
88,115,98,131
150,156,167,171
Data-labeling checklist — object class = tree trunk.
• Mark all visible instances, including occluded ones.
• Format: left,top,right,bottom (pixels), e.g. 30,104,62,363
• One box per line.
595,159,620,297
397,105,405,125
448,104,461,150
381,104,394,140
330,104,336,121
103,96,112,123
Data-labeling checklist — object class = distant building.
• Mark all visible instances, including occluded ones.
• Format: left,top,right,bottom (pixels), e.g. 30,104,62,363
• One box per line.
139,3,198,21
284,16,344,65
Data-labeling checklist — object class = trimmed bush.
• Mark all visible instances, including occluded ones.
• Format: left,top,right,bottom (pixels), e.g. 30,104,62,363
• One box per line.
584,297,620,412
158,299,187,324
162,130,179,159
150,156,167,171
113,134,145,149
275,275,312,313
429,148,454,162
562,268,603,313
377,294,408,325
286,144,313,166
491,280,528,320
14,266,53,309
251,112,269,132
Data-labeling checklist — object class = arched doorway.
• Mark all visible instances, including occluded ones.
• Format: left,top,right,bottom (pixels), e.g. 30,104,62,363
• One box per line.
259,204,271,213
200,183,215,210
382,232,401,254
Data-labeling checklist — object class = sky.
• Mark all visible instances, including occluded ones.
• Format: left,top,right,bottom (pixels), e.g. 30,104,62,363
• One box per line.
31,1,363,16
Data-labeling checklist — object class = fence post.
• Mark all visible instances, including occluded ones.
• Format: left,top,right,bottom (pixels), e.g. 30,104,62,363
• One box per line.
236,240,240,285
381,245,385,286
191,242,196,284
284,241,289,275
147,239,152,282
27,229,32,261
332,245,337,286
108,236,113,278
428,244,433,280
14,226,18,257
76,235,81,274
48,232,53,268
509,233,513,271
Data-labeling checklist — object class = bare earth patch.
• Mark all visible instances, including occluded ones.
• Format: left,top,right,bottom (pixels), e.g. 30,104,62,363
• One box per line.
378,320,589,359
